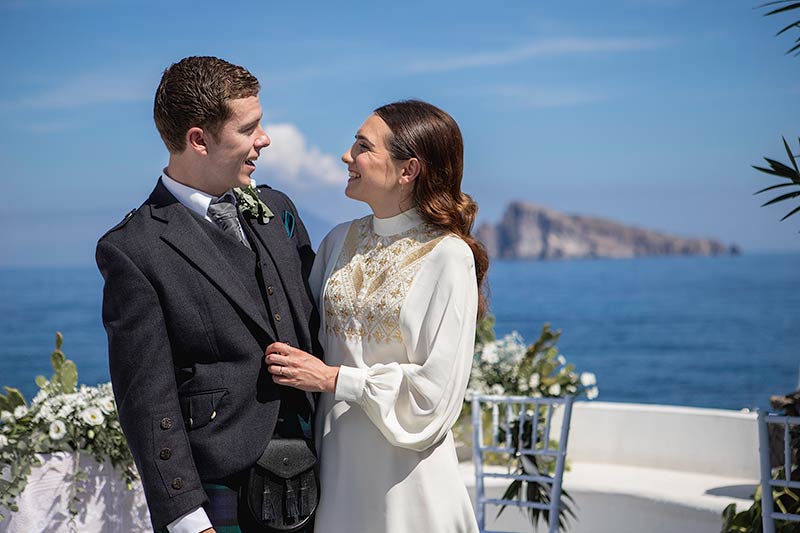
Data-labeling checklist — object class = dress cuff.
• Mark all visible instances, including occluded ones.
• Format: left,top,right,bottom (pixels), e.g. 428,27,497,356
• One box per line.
166,506,212,533
334,365,367,403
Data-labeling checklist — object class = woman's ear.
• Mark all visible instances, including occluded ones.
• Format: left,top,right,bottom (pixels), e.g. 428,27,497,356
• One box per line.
186,127,208,155
400,158,421,185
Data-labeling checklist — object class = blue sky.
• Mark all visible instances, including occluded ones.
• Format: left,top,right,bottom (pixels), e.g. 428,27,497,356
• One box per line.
1,0,799,265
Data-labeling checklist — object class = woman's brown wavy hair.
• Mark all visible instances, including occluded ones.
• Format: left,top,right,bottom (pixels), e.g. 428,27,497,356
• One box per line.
373,99,489,320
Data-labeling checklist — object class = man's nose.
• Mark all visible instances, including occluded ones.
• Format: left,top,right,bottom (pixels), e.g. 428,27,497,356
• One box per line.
256,127,270,149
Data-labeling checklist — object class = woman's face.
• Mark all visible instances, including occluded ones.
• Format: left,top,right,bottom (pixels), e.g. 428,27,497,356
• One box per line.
341,114,410,218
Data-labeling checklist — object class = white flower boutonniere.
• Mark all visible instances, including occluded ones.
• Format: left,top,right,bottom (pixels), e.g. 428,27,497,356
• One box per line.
234,179,274,224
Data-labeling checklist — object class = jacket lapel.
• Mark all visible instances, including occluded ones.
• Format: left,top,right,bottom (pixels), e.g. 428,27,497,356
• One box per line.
147,180,277,341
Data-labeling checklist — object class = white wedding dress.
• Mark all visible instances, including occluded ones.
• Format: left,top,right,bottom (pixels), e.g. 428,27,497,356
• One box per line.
310,209,479,533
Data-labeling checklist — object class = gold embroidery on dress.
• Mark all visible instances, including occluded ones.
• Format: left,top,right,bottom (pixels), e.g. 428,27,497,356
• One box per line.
323,216,446,343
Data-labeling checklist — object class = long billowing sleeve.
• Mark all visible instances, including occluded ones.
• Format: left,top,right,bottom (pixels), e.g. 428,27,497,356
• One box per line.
334,237,477,452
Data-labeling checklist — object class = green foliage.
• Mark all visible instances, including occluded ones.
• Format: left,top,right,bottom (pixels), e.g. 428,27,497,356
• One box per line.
494,415,579,532
752,137,800,228
499,474,577,533
476,314,497,347
721,467,800,532
470,323,598,400
0,333,137,521
46,331,78,395
760,1,800,55
0,388,26,413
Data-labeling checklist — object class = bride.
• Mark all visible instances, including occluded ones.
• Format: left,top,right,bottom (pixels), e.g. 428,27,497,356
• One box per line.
265,99,488,532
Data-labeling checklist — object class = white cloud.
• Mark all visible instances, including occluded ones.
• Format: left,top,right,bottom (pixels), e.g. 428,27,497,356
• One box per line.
404,37,668,74
257,123,345,188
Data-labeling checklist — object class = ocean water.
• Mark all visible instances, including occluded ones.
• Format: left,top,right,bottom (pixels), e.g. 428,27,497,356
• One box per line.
0,253,798,410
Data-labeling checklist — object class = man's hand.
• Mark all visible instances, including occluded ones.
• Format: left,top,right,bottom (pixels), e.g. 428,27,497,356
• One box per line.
266,342,338,393
200,528,216,533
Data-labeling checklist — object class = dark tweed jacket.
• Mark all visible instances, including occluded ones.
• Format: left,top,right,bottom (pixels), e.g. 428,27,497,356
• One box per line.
96,179,319,531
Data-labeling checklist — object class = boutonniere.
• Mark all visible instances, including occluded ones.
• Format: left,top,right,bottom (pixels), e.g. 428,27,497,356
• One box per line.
234,179,274,224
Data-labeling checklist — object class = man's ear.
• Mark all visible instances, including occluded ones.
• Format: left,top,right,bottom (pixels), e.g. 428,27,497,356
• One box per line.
186,127,208,155
399,158,420,185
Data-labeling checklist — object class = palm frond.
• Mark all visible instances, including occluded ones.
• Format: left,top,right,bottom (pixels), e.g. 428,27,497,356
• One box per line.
753,138,800,225
781,204,800,221
763,2,800,17
762,158,800,180
754,182,798,195
761,189,800,207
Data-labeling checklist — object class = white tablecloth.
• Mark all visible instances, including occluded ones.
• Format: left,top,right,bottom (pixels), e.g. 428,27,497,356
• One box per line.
0,452,150,532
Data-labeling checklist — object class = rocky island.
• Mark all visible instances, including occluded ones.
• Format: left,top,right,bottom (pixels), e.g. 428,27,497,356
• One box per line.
475,202,739,260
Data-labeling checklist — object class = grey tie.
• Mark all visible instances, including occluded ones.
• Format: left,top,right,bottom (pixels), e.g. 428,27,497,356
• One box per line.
207,194,251,250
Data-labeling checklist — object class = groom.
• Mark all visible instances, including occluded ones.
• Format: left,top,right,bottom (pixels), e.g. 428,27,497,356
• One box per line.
96,56,320,533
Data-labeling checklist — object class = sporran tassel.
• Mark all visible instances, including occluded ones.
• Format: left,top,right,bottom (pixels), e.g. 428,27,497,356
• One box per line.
299,474,311,517
285,478,300,520
262,483,276,521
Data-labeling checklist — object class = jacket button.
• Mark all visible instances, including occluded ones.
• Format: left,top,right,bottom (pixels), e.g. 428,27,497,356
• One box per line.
283,457,289,465
274,313,281,322
159,448,172,460
160,417,173,430
267,286,274,296
171,477,183,490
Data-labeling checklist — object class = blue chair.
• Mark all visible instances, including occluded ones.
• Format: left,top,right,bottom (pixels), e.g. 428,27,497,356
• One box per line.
471,394,575,533
758,410,800,533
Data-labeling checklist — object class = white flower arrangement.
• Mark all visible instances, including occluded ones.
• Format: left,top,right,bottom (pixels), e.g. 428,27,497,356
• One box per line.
469,323,600,401
0,333,136,521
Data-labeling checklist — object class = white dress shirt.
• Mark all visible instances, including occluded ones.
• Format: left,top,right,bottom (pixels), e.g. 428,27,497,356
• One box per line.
161,170,247,242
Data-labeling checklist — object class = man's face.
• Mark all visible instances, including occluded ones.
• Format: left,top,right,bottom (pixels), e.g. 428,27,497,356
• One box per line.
205,95,270,193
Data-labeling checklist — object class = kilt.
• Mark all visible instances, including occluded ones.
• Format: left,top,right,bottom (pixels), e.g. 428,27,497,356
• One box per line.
157,478,313,532
203,482,242,533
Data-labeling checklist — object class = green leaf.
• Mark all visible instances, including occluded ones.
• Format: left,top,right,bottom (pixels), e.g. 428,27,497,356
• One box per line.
59,361,78,393
761,189,800,207
34,375,47,389
775,18,800,35
780,203,800,221
763,158,800,179
55,331,63,351
783,137,799,174
754,182,798,195
2,388,26,409
763,2,800,17
752,164,795,178
50,349,65,373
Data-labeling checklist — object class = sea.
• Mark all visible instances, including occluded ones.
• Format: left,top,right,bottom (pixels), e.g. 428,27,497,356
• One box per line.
1,252,798,411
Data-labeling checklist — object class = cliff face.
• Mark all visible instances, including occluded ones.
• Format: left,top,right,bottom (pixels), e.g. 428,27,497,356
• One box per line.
475,202,738,260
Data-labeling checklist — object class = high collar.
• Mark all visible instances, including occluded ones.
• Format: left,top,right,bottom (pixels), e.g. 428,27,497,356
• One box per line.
371,208,423,236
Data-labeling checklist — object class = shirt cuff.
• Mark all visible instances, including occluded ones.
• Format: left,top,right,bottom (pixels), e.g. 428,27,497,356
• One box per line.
167,506,212,533
334,365,368,403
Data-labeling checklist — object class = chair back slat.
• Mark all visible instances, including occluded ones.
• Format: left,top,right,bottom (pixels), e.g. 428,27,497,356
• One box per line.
530,403,540,454
543,403,554,451
758,411,800,533
472,394,575,533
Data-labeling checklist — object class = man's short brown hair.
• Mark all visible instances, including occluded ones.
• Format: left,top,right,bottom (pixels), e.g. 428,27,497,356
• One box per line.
154,56,260,153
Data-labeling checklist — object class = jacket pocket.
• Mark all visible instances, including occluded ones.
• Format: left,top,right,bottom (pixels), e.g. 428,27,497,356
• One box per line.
179,389,227,431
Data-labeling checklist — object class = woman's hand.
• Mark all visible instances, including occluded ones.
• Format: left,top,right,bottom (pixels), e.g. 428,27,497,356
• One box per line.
265,342,339,393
